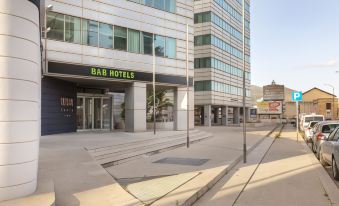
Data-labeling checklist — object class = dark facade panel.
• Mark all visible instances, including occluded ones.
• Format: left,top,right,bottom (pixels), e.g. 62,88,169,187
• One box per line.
41,77,77,135
48,62,194,86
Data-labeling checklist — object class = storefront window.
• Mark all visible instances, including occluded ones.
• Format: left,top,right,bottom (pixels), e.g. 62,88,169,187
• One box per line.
154,35,165,57
114,26,127,51
47,12,64,41
82,19,98,46
128,29,140,53
142,32,153,55
65,16,81,44
99,23,113,48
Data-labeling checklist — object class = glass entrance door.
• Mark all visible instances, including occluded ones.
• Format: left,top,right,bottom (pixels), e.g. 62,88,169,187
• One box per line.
77,96,112,131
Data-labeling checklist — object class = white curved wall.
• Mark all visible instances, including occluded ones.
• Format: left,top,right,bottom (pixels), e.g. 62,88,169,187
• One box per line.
0,0,40,201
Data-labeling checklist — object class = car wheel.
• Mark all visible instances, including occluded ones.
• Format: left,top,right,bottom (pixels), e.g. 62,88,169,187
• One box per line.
332,158,339,180
319,150,328,166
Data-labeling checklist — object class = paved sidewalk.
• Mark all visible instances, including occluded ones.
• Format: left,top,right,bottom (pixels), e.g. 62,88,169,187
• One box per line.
195,125,335,206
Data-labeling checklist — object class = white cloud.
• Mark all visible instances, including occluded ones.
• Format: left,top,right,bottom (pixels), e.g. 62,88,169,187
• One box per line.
306,59,337,68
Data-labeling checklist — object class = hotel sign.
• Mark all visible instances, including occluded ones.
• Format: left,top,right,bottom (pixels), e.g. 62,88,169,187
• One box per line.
48,62,193,86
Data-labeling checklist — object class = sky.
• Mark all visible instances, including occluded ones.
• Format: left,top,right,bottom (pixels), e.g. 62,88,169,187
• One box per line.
251,0,339,96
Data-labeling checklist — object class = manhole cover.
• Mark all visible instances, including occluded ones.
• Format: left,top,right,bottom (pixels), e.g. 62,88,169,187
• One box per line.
153,157,209,166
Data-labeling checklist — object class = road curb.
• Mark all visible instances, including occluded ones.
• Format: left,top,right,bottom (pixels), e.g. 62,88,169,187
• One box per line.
178,124,282,206
299,136,339,205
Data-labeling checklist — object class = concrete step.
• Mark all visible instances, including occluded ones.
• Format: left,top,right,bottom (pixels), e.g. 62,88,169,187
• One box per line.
90,131,209,159
85,130,203,152
94,131,213,167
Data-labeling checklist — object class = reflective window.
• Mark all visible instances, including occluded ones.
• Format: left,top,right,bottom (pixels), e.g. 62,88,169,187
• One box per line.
128,29,140,53
154,35,165,57
142,32,153,55
82,19,98,46
114,26,127,51
47,12,64,41
65,15,81,43
99,23,113,48
154,0,165,10
165,37,176,58
165,0,176,12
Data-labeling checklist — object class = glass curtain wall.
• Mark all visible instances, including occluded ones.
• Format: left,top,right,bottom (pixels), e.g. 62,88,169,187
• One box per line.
65,16,81,43
128,29,140,53
99,23,113,48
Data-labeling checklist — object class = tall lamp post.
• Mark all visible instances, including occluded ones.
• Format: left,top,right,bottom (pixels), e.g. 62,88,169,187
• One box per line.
241,0,247,163
43,5,53,74
324,84,335,120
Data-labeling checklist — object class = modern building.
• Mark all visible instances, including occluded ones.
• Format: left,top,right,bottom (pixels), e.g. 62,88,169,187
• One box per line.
193,0,251,126
0,0,194,201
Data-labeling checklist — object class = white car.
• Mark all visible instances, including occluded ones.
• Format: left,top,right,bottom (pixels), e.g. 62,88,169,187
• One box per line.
304,121,319,142
300,114,325,131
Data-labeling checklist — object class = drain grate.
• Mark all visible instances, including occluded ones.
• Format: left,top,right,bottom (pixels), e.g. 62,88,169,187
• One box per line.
153,157,209,166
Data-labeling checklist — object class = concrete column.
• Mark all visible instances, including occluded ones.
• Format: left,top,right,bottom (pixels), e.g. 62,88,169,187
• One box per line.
234,107,240,124
125,82,146,132
174,87,194,130
0,0,40,201
203,105,212,127
221,106,228,126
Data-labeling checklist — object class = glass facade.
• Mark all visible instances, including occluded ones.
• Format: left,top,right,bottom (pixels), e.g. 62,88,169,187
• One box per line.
65,16,81,43
99,23,113,49
194,12,243,41
114,26,127,51
47,12,177,59
194,57,251,80
195,81,250,97
128,0,176,13
194,34,243,59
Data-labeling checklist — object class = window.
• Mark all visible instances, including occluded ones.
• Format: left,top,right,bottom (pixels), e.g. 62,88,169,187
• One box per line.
165,0,175,12
82,19,98,46
142,32,153,55
99,23,113,48
154,35,165,57
145,0,153,7
65,16,81,43
165,37,176,58
47,12,64,41
114,26,127,51
154,0,164,10
326,103,332,110
128,29,140,53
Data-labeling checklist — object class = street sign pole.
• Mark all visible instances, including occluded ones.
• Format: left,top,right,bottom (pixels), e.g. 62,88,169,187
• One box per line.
296,101,299,141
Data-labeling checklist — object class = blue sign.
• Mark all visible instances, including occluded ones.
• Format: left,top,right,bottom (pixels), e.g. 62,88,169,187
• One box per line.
292,91,303,102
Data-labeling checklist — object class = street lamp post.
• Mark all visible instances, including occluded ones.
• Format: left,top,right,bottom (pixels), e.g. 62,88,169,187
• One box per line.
44,5,53,74
241,0,247,163
325,84,335,120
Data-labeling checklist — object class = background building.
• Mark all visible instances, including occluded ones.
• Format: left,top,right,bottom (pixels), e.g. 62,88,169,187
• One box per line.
193,0,251,126
285,87,339,120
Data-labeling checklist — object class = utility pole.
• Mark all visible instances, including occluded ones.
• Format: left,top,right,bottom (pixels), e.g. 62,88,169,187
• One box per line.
186,24,190,148
153,35,156,134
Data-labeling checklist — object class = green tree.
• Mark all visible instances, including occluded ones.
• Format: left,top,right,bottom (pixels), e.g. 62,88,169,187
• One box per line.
147,90,173,121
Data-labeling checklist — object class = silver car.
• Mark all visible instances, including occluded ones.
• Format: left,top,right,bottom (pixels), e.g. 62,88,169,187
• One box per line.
311,121,339,159
319,127,339,180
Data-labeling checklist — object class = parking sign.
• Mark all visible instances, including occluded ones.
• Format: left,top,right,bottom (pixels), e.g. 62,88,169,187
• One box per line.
292,91,302,102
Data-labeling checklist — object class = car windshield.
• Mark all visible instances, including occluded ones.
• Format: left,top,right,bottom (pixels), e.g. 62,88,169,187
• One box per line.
321,124,339,133
305,117,313,122
314,116,324,121
309,122,317,127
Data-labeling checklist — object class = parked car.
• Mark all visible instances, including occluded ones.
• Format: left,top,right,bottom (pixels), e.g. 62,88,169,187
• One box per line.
311,121,339,159
304,121,319,143
300,114,325,131
319,127,339,180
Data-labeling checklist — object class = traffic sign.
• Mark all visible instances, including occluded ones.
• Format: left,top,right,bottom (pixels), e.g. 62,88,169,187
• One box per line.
292,91,302,102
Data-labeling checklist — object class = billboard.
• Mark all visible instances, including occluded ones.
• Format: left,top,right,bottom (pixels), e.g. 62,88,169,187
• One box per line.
257,101,283,114
263,84,284,101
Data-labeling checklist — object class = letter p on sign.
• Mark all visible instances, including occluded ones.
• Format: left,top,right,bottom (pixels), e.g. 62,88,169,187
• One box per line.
292,91,302,102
